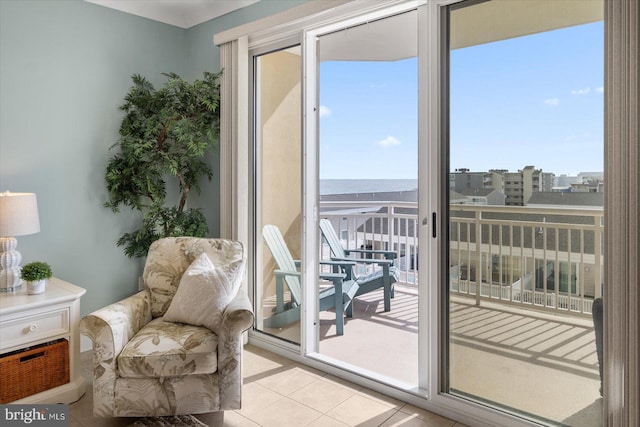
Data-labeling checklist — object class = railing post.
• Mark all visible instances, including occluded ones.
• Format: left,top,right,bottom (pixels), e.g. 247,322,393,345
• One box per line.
594,214,602,299
388,203,395,255
475,209,482,306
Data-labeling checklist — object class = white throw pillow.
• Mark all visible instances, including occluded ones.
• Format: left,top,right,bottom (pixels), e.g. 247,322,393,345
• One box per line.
164,252,244,334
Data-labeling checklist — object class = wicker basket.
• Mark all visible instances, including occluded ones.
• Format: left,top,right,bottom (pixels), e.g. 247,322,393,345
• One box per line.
0,338,70,403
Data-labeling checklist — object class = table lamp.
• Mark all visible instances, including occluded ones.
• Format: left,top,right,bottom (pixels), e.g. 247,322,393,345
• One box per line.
0,191,40,292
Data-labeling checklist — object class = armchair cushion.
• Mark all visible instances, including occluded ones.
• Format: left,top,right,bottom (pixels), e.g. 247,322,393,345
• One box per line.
117,318,218,378
164,253,244,334
143,238,246,318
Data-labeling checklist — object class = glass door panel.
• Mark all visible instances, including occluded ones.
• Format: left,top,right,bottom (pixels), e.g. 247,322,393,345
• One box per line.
316,10,419,386
253,45,303,344
446,1,604,425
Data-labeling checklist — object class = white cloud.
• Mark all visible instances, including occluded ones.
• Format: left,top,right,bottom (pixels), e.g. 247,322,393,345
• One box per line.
571,87,591,95
376,136,401,148
544,98,560,107
319,105,332,118
595,87,604,94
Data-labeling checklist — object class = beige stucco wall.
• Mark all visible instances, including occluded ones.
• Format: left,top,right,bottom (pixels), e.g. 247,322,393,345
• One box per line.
258,48,302,332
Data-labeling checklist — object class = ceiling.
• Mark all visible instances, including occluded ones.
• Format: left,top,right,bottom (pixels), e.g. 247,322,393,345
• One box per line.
319,0,602,62
85,0,260,29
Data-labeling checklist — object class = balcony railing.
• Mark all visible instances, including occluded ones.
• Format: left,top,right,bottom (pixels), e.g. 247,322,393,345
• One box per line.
320,201,603,316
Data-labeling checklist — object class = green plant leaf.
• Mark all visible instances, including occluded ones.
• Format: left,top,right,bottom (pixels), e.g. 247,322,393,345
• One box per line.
105,71,221,258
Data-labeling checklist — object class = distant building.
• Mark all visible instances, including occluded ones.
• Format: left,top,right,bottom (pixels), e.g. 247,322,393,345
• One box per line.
578,172,604,182
503,166,554,206
450,168,506,193
572,178,604,193
485,169,507,193
451,166,554,206
450,190,468,205
555,174,580,188
457,188,506,205
555,172,604,193
449,169,487,192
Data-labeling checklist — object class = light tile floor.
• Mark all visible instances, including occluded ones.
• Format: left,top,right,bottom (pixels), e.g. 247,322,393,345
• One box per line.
70,344,465,427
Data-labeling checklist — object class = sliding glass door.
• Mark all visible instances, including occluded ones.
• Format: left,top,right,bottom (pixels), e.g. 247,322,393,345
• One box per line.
445,1,604,425
247,1,605,425
252,44,303,344
314,10,420,387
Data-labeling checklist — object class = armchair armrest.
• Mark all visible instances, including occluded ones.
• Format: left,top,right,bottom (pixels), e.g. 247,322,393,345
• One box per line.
220,291,254,337
218,290,254,409
80,289,152,417
80,289,152,361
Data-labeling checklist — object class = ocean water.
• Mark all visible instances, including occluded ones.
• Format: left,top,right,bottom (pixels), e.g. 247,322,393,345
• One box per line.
320,179,418,195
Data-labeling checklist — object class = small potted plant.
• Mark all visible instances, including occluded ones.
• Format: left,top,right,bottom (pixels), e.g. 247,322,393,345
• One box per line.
21,261,53,295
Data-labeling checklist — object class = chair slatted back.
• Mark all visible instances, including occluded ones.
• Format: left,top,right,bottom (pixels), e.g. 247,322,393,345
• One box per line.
319,219,347,259
262,225,303,306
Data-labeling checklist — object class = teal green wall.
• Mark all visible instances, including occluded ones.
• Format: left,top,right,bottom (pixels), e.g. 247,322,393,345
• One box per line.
0,0,306,315
183,1,310,228
184,0,310,78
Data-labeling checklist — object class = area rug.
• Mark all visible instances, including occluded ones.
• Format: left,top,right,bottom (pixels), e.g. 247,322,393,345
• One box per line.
129,414,208,427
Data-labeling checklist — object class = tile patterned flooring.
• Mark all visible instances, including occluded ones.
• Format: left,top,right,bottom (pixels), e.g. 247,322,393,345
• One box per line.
70,344,465,427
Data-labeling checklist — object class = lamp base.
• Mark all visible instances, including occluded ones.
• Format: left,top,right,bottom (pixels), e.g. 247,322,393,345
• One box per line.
0,237,23,292
0,269,23,292
0,279,22,293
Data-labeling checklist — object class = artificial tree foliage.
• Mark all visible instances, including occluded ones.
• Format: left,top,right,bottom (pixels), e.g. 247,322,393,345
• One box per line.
105,72,221,258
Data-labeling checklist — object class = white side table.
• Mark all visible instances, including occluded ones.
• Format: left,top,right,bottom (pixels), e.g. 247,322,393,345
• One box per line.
0,277,86,404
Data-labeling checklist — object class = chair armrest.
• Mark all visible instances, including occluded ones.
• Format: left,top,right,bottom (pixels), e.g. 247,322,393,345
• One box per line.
319,272,347,283
321,260,356,268
344,249,398,259
217,290,254,409
321,260,356,279
80,289,152,361
80,289,152,417
220,291,254,337
331,256,394,266
274,269,301,278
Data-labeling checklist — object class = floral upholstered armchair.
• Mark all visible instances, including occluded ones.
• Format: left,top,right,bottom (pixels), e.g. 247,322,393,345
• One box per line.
80,237,254,417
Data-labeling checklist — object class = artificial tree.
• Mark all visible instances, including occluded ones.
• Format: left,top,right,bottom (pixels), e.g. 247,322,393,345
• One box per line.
105,72,221,258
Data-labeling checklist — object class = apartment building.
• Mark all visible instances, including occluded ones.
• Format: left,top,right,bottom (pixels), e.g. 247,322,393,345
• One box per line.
451,166,554,206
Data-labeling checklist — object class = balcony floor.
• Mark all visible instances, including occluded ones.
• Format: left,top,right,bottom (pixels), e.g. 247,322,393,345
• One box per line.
265,284,602,426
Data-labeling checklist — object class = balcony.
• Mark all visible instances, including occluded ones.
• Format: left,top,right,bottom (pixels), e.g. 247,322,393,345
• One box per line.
313,201,602,425
321,202,602,312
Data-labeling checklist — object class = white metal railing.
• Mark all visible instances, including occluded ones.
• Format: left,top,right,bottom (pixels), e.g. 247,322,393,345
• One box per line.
320,201,603,316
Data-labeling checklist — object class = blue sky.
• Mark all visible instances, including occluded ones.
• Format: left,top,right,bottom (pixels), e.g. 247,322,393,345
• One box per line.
319,21,604,179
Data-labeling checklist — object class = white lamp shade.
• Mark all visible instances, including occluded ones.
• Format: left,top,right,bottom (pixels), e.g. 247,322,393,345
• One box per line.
0,192,40,237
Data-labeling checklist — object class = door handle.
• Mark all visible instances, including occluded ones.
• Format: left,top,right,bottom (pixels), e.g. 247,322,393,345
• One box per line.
432,212,437,238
